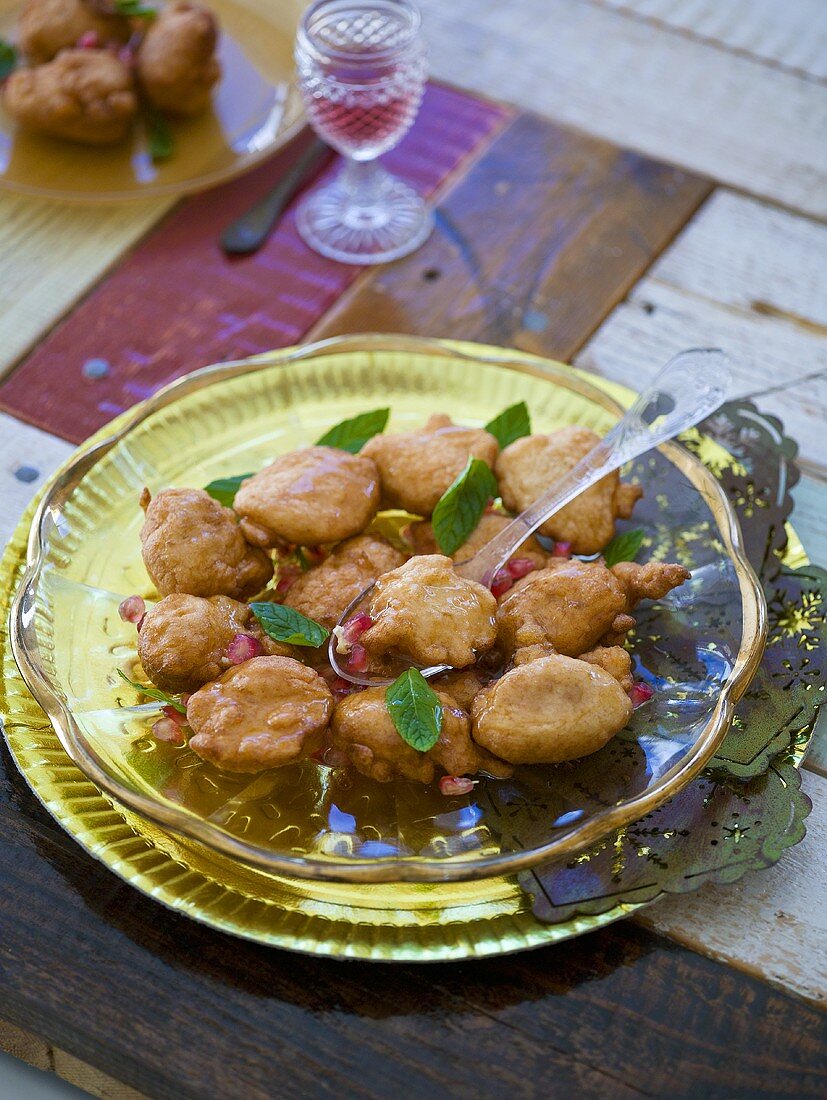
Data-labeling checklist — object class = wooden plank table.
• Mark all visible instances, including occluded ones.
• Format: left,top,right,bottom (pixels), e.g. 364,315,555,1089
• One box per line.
1,3,826,1096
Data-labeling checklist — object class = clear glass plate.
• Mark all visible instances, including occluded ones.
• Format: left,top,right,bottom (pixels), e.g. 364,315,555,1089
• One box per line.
9,335,766,884
0,0,306,202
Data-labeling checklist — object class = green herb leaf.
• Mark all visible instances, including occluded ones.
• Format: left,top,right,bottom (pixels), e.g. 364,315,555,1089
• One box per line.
432,457,498,556
603,527,646,566
113,0,157,17
204,473,253,507
386,668,443,753
0,40,18,81
116,669,186,714
145,109,174,162
484,401,531,449
315,408,390,453
250,602,329,647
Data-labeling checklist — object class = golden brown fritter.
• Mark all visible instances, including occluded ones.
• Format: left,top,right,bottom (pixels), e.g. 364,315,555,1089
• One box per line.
409,512,547,568
331,688,511,783
431,668,490,712
4,49,137,145
496,427,643,554
135,0,221,117
472,652,633,764
611,560,691,609
140,487,272,599
19,0,130,64
496,559,630,658
578,645,634,694
283,535,406,629
233,446,381,549
137,593,293,694
361,413,499,515
362,555,497,669
187,656,332,772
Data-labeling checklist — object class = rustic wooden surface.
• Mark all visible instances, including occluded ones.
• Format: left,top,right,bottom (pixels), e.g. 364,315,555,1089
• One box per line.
418,0,827,218
308,111,712,357
1,2,826,1096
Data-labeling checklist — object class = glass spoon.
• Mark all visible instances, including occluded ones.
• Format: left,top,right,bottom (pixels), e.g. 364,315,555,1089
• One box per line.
329,347,731,686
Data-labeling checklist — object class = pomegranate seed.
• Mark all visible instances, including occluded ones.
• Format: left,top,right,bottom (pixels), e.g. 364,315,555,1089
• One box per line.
323,746,349,767
118,595,145,624
630,681,655,708
507,557,537,579
226,633,264,665
439,776,476,796
151,717,185,745
275,563,301,596
552,541,572,559
490,568,513,598
77,31,99,48
343,612,373,644
161,704,188,726
347,643,368,673
331,676,355,699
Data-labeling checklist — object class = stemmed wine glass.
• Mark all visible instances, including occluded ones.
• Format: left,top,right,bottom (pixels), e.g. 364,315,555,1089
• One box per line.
294,0,433,264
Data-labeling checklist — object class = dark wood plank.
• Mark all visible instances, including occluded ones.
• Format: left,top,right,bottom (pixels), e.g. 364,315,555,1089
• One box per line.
0,742,825,1100
310,111,712,359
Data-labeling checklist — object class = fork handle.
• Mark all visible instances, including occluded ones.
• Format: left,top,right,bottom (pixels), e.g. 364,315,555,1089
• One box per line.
220,137,329,256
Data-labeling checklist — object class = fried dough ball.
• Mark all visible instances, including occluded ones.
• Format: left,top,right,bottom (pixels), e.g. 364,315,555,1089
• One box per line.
186,656,332,773
408,512,547,569
496,427,643,554
612,560,692,609
140,487,272,600
497,559,629,658
362,555,497,669
497,557,690,658
472,652,633,764
431,668,490,712
579,645,634,693
18,0,130,64
361,414,499,515
233,447,381,549
137,594,293,694
283,535,406,629
4,49,137,145
135,0,221,117
331,688,511,783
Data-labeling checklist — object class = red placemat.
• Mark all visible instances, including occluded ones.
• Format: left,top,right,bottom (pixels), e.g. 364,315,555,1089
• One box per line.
1,84,509,444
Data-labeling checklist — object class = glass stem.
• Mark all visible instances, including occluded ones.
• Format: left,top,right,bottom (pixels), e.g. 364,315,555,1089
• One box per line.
342,158,389,206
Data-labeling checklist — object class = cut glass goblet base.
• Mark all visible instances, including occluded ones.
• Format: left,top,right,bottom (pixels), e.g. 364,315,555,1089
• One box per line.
296,171,433,264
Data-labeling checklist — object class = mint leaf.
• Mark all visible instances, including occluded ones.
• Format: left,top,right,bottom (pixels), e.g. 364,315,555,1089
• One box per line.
116,669,186,714
315,408,390,453
484,401,531,449
0,40,18,81
145,109,174,162
432,457,498,556
204,473,253,507
386,668,443,753
250,602,329,647
113,0,157,17
603,528,645,566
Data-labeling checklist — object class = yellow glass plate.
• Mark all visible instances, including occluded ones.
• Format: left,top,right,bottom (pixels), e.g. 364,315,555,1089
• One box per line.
0,0,306,202
1,337,766,958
